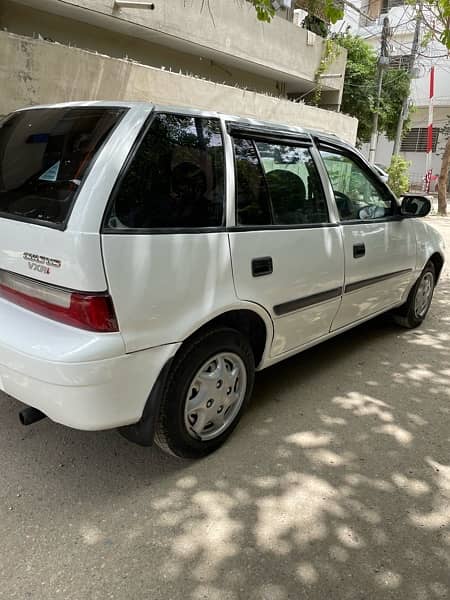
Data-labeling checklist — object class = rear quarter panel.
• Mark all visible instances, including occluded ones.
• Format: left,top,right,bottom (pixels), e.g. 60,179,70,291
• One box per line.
101,232,257,353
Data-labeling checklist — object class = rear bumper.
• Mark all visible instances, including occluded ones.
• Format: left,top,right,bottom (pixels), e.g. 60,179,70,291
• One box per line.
0,298,180,430
0,343,179,430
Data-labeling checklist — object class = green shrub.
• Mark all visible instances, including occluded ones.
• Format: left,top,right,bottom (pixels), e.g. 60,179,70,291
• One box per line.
387,155,410,197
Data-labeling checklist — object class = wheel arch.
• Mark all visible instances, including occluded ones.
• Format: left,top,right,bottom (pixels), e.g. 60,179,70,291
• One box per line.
119,305,273,447
179,307,273,369
428,252,444,282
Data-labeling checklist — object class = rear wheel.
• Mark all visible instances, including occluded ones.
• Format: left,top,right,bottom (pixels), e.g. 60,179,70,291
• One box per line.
154,327,255,458
393,262,435,328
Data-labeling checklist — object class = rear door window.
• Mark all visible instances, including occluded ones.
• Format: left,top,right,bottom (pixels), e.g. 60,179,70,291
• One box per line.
233,137,272,225
233,135,328,226
255,141,329,224
105,114,225,230
0,107,126,228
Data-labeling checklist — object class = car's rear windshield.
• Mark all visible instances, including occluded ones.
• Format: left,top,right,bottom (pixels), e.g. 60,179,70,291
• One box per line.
0,106,127,228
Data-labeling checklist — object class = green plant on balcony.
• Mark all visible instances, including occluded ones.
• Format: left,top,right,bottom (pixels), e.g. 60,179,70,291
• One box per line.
311,38,341,105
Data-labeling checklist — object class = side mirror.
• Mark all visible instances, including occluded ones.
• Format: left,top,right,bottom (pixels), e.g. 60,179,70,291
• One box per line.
400,195,432,218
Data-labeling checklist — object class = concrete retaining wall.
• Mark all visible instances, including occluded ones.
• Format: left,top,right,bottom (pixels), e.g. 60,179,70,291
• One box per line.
0,32,358,143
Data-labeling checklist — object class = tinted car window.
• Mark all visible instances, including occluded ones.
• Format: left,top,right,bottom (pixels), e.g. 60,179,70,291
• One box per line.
233,137,272,225
255,142,329,224
320,149,394,221
107,114,224,229
0,107,126,227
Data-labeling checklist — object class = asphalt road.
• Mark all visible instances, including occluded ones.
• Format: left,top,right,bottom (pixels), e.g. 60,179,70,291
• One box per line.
1,218,449,600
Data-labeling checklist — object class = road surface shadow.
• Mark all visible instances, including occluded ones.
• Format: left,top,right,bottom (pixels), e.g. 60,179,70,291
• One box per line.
1,281,449,599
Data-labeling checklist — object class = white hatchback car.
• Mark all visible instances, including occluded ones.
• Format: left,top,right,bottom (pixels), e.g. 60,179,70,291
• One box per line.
0,102,444,457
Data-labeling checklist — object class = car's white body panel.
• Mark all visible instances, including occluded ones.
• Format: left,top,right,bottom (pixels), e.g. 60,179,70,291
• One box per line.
228,227,344,355
331,220,417,329
413,219,446,273
102,232,239,353
0,220,108,291
0,101,445,433
0,297,179,429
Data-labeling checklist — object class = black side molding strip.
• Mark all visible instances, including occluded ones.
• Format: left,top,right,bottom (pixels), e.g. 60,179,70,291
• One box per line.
344,268,413,294
274,287,343,316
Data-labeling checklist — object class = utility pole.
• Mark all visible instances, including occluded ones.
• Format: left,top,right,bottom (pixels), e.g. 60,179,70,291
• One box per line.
369,16,390,164
392,4,422,156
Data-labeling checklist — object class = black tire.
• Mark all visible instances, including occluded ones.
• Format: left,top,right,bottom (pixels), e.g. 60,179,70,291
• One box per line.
154,327,255,458
393,261,436,328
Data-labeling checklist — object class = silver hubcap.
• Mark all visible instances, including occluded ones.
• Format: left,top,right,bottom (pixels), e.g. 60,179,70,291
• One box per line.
184,352,247,441
414,272,434,318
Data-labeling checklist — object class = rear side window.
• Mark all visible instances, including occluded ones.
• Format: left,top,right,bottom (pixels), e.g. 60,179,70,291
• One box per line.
233,136,328,226
233,138,272,225
106,114,225,230
0,107,126,227
255,142,329,224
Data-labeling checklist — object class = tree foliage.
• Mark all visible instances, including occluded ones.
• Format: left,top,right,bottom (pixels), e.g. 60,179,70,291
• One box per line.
387,155,410,197
334,34,376,142
437,117,450,215
417,1,450,213
249,0,275,22
379,68,411,140
418,0,450,49
249,0,344,25
334,34,410,144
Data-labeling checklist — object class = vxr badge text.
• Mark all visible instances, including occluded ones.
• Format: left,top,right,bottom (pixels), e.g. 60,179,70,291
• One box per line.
23,252,62,275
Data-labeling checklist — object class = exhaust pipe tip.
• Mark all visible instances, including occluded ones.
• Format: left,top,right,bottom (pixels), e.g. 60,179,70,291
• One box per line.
19,406,46,426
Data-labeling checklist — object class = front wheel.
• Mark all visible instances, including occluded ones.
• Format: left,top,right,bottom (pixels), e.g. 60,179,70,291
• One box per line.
154,327,255,458
393,262,436,328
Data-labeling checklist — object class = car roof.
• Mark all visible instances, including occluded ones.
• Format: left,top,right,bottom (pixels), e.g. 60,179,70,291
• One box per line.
15,100,351,148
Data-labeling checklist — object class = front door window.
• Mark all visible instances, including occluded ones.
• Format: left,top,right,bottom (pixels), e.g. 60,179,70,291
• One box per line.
319,149,395,221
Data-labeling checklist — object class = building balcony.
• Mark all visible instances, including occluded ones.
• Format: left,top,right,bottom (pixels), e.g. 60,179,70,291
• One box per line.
3,0,346,101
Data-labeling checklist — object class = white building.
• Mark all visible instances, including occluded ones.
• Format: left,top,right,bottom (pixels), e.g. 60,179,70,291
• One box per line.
350,1,450,190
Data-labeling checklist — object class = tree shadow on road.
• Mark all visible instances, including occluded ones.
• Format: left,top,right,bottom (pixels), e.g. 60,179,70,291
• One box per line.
1,282,449,600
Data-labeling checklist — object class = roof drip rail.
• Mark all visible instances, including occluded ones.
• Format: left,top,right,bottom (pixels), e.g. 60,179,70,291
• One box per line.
113,1,155,9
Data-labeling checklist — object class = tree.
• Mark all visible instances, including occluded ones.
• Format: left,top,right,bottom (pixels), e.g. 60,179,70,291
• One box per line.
437,118,450,215
379,68,411,141
334,35,376,143
418,0,450,49
249,0,344,25
334,34,410,144
249,0,275,22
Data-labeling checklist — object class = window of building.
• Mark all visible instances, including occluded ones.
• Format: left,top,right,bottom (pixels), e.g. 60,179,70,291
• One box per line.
106,114,225,230
381,0,406,13
400,127,440,153
389,54,411,69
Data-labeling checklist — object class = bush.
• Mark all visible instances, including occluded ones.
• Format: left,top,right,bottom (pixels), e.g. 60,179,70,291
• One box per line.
387,155,410,197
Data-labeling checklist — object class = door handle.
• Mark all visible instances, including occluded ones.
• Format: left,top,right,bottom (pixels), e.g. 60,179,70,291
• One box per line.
353,243,365,259
252,256,273,277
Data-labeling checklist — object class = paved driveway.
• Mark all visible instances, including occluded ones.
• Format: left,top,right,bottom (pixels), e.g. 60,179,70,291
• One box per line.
1,218,449,600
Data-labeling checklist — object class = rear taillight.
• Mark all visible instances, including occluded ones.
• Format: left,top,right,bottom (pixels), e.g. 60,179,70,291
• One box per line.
0,270,118,332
